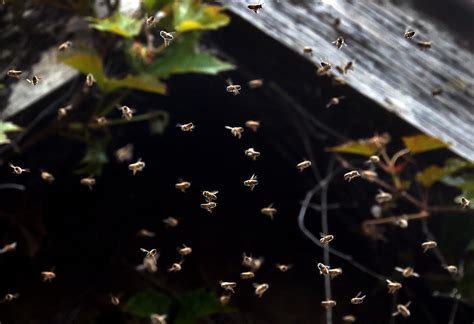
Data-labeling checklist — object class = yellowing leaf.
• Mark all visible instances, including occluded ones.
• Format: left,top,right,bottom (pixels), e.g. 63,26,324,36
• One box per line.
416,165,447,187
402,134,448,154
327,141,378,157
88,12,142,38
104,74,167,94
174,0,230,32
0,121,22,144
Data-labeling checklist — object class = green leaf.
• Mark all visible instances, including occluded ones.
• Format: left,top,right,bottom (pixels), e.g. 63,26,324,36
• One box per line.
0,121,22,145
88,11,142,38
104,74,167,94
442,174,474,208
125,289,172,318
142,0,174,12
466,239,474,252
402,134,448,154
416,165,447,187
326,140,378,157
75,140,109,176
174,0,230,32
174,289,233,324
149,33,234,78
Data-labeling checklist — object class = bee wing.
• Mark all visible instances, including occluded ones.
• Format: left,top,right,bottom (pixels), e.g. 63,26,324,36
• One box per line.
140,248,148,253
225,126,232,130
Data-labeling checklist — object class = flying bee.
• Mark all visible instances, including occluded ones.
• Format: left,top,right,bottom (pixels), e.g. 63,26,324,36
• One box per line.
201,201,217,213
137,229,156,238
248,79,263,89
162,217,179,228
275,263,292,272
342,315,356,323
160,30,175,46
128,158,145,175
240,271,255,280
110,294,120,306
94,116,108,126
320,233,334,244
220,281,237,294
375,190,392,203
242,253,254,268
321,300,337,309
404,30,415,39
386,279,402,294
350,292,366,304
460,197,470,208
392,301,411,318
361,170,378,181
395,266,419,278
226,79,242,95
146,15,155,26
176,122,195,132
0,242,17,254
57,104,73,120
26,75,41,85
175,180,191,192
150,313,167,324
7,69,22,79
366,155,380,164
332,36,346,49
248,0,263,13
245,120,260,132
317,60,332,75
421,240,437,252
225,126,244,139
326,96,345,108
243,174,259,191
328,268,343,279
417,40,432,49
242,253,264,271
394,216,409,228
303,46,313,55
245,147,261,161
219,294,231,305
9,163,30,175
261,203,277,220
1,293,20,303
317,262,330,276
432,88,443,96
118,105,135,121
115,143,134,163
58,41,72,51
296,160,311,172
332,76,346,85
253,283,269,297
41,269,56,282
167,260,184,272
140,248,159,264
136,256,158,273
342,60,354,74
343,170,360,181
85,73,95,87
177,244,192,256
202,190,219,202
444,265,458,274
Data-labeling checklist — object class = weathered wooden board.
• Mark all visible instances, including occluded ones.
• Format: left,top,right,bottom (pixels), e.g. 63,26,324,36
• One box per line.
222,0,474,161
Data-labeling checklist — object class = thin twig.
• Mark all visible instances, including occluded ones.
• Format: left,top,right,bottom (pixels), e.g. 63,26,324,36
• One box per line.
0,183,26,191
448,296,460,324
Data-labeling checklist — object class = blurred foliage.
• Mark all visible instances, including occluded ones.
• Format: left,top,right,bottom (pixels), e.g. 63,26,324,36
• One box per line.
416,158,473,188
88,11,142,38
327,140,378,156
0,120,22,145
402,134,448,154
173,0,231,32
125,289,172,318
75,139,109,175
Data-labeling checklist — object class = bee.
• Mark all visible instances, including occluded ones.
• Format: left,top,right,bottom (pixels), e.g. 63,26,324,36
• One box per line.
333,17,341,28
332,36,346,49
245,120,260,132
0,242,17,254
392,301,411,318
296,160,311,172
160,30,175,46
248,79,263,89
201,201,217,213
321,300,337,309
404,30,415,39
167,260,184,272
303,46,313,55
86,73,95,87
128,158,145,175
57,104,73,120
328,268,343,279
317,262,330,276
110,294,120,306
275,263,292,272
225,126,244,139
202,190,219,202
432,88,443,96
326,96,345,108
417,40,432,49
136,256,158,273
342,315,356,323
460,197,470,208
320,233,334,244
162,217,179,227
395,216,409,228
242,253,264,271
137,229,156,238
41,269,56,282
219,281,237,294
140,248,159,264
245,148,261,161
394,266,419,278
253,283,269,297
146,15,155,26
58,41,72,51
26,75,41,85
219,294,231,305
317,60,332,75
248,0,263,13
175,180,191,192
38,170,54,184
118,105,135,121
94,116,108,126
115,144,134,163
343,60,354,73
80,177,96,191
375,190,392,204
242,253,254,268
7,69,22,79
244,174,259,191
9,163,30,175
261,203,277,220
176,122,195,132
386,279,402,294
150,313,168,324
366,155,380,164
343,170,360,182
350,291,366,304
226,79,242,95
332,76,346,85
445,265,458,274
240,271,255,279
177,244,192,256
1,293,20,303
361,170,378,181
421,240,437,252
